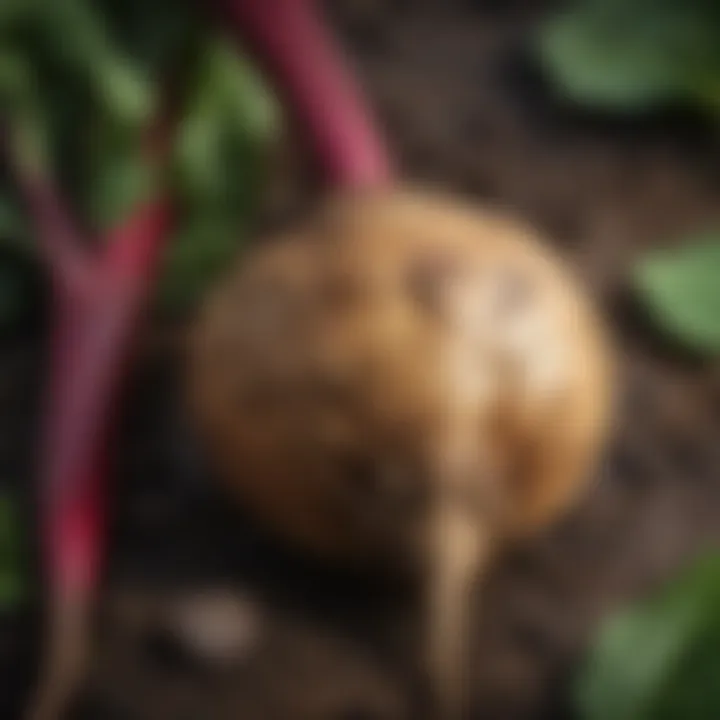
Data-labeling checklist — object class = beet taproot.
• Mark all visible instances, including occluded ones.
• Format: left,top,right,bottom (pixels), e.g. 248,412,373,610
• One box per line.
186,187,614,718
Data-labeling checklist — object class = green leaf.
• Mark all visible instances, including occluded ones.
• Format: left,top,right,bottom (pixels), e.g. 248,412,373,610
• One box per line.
90,152,152,231
634,232,720,354
540,11,677,110
174,39,279,205
211,42,280,144
40,0,154,126
577,552,720,720
0,1,280,315
157,215,243,314
0,0,34,27
538,0,720,114
82,120,154,230
160,39,280,313
0,46,56,175
174,52,227,204
0,47,30,103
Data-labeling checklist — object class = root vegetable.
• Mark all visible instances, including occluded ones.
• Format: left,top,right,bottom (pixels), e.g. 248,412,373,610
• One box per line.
188,188,614,718
195,1,615,717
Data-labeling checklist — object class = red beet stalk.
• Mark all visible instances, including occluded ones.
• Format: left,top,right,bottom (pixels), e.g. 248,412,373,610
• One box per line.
211,0,393,189
5,137,174,720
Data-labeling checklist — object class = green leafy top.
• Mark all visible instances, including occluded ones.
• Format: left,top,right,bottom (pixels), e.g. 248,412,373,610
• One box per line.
634,232,720,355
577,551,720,720
538,0,720,114
0,0,281,319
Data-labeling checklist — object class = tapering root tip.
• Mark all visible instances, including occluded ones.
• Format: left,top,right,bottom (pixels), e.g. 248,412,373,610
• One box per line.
26,595,91,720
424,501,490,720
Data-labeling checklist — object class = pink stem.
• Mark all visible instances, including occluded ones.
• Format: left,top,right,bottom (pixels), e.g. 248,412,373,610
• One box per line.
24,194,173,720
213,0,393,188
40,198,174,599
2,158,89,289
1,137,172,601
2,117,175,717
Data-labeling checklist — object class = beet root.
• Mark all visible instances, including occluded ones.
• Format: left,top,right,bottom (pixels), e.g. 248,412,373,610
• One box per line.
186,187,614,717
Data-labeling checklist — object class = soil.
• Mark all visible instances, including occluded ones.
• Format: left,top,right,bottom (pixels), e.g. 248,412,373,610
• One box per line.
2,1,720,719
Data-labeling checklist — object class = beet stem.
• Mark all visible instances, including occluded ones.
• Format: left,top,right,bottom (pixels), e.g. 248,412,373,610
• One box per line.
3,123,174,719
212,0,393,188
2,154,90,289
40,199,174,597
27,201,172,720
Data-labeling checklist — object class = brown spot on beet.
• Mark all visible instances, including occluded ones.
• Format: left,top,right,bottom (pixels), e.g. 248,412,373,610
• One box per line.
234,275,301,347
491,269,533,320
334,449,379,499
317,270,364,314
405,249,462,316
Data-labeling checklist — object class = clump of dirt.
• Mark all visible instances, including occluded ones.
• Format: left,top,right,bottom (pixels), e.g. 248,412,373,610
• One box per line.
2,1,720,719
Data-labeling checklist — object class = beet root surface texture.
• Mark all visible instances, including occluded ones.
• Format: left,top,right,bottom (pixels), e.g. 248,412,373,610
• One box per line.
187,188,613,567
187,187,614,718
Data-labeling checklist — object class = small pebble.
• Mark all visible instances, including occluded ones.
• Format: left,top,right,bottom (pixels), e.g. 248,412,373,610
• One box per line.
168,590,262,666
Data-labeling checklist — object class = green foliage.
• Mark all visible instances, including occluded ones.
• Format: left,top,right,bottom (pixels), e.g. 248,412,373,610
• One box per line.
538,0,720,115
634,233,720,355
541,8,720,704
161,39,278,312
0,0,281,318
577,551,720,720
0,493,27,608
542,1,720,354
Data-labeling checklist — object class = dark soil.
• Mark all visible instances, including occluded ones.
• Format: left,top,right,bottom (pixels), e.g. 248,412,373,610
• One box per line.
3,1,720,718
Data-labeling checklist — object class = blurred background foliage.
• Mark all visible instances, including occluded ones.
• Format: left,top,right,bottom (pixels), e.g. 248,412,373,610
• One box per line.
540,3,720,717
0,0,280,327
576,551,720,720
540,0,720,358
539,0,720,115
